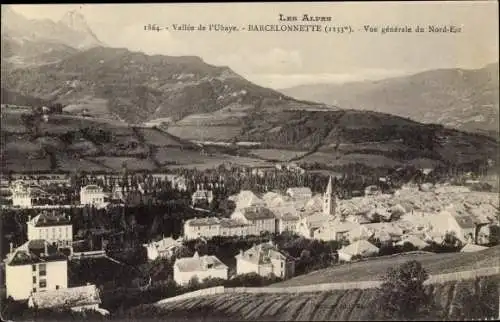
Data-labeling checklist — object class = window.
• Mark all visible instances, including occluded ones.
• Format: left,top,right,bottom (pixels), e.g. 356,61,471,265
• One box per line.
33,276,37,283
281,262,284,268
32,265,37,272
33,288,37,293
39,279,47,288
39,264,46,276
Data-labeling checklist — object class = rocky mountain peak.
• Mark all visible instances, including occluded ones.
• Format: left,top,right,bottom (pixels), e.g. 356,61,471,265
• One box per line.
60,10,91,33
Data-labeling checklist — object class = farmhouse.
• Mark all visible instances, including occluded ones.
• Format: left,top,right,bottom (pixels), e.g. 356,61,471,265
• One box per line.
27,211,73,252
4,240,68,300
28,284,103,313
235,241,295,279
173,252,228,286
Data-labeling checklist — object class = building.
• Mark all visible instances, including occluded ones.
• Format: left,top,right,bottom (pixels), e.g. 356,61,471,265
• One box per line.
11,181,33,208
80,185,107,206
396,235,429,250
183,217,251,240
28,284,103,313
4,240,68,301
276,211,301,234
191,184,214,206
173,252,228,286
337,240,379,262
323,176,337,217
143,236,182,261
231,206,276,235
230,190,267,209
235,241,295,279
460,244,489,253
27,211,73,252
428,207,477,244
314,220,360,242
286,187,313,201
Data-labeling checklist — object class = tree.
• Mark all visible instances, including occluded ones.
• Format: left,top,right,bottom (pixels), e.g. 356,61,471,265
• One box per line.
375,260,436,320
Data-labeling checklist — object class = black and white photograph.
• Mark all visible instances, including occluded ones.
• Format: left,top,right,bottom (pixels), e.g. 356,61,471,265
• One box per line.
0,2,499,321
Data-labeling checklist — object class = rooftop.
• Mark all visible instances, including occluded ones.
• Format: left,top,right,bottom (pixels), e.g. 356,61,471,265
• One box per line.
236,242,292,265
340,240,379,256
240,207,276,220
30,210,71,227
187,217,221,227
175,252,227,272
6,240,67,266
81,185,103,192
29,284,101,309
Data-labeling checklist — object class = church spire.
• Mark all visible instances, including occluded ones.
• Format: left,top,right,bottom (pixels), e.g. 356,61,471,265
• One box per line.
323,176,336,216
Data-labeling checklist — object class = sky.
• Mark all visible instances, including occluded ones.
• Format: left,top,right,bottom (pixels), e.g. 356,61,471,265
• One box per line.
7,2,500,89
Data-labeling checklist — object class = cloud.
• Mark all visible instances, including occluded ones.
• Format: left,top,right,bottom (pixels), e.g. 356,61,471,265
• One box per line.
212,48,303,74
102,23,190,56
244,69,412,89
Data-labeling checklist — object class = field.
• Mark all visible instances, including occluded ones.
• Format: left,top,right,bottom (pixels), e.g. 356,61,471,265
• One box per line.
55,156,111,172
167,125,242,141
272,247,500,287
2,157,53,172
301,152,402,168
249,149,308,162
125,276,499,321
136,128,186,147
89,157,158,171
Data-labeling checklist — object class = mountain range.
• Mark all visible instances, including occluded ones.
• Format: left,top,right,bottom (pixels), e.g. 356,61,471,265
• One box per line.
280,64,500,137
1,7,103,68
1,8,498,173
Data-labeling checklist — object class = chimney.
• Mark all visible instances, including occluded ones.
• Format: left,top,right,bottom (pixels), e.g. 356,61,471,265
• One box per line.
9,242,13,253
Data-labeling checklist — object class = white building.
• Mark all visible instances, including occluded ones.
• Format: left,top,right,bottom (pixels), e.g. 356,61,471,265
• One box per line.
11,181,32,208
296,212,331,238
183,217,251,240
143,236,182,261
27,211,73,251
28,284,103,313
314,220,360,242
235,241,295,279
80,185,107,206
191,184,214,206
230,190,267,209
286,187,313,201
5,240,68,301
231,206,276,235
396,235,429,250
460,244,489,253
428,207,477,244
173,252,228,286
276,211,301,234
337,240,379,262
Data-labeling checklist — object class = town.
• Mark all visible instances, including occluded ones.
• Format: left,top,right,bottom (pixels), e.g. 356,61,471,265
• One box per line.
0,163,498,318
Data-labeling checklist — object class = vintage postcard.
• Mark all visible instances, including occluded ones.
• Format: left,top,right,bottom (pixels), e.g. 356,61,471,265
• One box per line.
0,2,498,321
